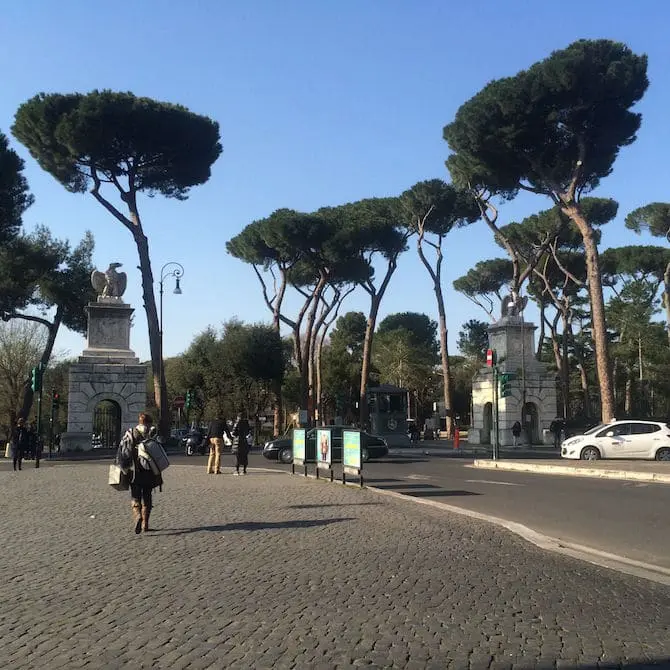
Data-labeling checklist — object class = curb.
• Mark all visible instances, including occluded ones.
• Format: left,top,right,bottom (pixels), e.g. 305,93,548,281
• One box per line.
471,459,670,484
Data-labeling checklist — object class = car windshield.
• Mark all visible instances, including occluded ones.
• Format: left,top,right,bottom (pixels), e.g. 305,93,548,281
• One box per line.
582,423,605,435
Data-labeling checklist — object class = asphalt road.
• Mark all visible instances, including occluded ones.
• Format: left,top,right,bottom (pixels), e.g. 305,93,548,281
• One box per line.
250,451,670,571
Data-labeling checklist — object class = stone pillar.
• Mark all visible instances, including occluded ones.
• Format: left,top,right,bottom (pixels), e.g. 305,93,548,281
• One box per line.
470,316,558,447
61,298,147,452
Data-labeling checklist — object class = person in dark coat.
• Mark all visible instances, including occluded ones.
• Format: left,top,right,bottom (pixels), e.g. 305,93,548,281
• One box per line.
549,417,565,449
511,420,522,447
232,414,251,475
11,417,30,471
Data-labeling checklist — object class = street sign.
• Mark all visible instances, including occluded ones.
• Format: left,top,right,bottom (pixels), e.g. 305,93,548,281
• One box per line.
173,395,185,409
486,349,494,367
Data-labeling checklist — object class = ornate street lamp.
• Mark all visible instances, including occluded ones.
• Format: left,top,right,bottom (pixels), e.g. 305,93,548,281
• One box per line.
158,262,184,427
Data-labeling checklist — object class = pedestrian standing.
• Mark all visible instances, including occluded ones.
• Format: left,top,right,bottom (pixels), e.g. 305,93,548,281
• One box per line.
232,414,251,475
117,413,163,534
512,420,522,447
205,415,231,475
549,417,564,449
11,417,29,471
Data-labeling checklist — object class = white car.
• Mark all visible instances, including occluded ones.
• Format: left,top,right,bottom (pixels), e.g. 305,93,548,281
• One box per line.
561,420,670,461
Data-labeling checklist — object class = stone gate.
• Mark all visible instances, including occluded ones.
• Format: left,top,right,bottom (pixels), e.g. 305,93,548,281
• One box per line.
61,264,147,451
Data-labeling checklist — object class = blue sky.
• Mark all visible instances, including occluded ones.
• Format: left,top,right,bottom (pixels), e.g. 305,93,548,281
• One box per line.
2,0,669,362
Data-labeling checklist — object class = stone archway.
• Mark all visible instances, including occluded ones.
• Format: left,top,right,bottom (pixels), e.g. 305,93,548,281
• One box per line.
92,400,122,449
523,402,540,445
482,402,493,445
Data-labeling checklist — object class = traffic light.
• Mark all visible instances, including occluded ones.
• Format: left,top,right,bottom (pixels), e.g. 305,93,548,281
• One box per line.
51,389,61,408
185,389,193,410
30,365,43,392
499,372,517,398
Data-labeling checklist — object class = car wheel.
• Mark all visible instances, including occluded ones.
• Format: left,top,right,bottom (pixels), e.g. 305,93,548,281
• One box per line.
278,447,293,464
655,447,670,461
580,446,600,461
361,447,369,463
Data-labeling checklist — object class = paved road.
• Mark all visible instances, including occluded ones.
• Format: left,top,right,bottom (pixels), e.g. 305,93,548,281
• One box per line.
1,461,669,669
257,453,670,571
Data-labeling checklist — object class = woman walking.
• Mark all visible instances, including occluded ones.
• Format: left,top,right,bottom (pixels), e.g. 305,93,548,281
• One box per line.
232,414,251,475
118,413,162,534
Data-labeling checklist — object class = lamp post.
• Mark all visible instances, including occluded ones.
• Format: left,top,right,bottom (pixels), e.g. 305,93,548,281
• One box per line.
158,262,184,429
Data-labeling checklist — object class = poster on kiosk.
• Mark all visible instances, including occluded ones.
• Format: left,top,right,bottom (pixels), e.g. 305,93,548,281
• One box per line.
343,430,361,475
316,429,332,469
293,429,306,464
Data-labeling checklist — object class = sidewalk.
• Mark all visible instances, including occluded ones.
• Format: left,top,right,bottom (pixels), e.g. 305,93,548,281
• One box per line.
472,458,670,483
1,462,668,668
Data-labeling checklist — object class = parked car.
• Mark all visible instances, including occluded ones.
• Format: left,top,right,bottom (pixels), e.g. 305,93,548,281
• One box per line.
561,419,670,461
263,426,388,464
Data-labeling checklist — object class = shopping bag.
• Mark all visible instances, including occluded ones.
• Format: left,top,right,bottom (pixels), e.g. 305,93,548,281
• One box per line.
108,463,130,491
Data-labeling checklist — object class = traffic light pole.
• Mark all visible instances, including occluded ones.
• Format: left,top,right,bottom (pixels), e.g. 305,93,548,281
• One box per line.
492,366,499,461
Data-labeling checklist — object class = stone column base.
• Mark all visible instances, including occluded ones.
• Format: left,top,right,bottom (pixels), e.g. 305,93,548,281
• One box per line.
61,432,94,452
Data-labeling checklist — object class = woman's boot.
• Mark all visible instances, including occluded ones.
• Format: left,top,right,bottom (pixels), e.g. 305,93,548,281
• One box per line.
132,503,142,534
141,508,151,532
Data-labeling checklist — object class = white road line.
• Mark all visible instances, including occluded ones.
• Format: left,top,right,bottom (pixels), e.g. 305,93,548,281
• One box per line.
406,474,433,480
465,479,524,487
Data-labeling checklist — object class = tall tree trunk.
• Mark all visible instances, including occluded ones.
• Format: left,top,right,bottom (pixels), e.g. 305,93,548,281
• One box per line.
359,293,382,430
577,363,590,417
664,261,670,347
563,205,614,422
359,260,397,428
416,231,454,437
131,228,166,436
303,276,327,424
560,311,571,419
18,307,63,421
624,371,633,416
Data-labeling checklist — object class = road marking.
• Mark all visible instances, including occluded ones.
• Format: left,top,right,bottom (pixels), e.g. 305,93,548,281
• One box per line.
465,479,524,487
406,474,432,481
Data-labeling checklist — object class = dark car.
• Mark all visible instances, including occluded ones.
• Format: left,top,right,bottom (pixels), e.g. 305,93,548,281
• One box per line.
262,426,388,464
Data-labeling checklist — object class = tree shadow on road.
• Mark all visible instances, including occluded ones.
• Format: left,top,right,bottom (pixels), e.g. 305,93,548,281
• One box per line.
154,517,356,536
287,502,382,509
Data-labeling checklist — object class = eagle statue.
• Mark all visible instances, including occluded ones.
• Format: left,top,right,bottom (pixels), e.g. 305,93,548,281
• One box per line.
500,293,528,317
91,262,127,299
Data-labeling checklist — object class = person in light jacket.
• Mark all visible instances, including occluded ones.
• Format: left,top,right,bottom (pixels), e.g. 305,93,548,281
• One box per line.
117,413,162,534
205,416,232,475
232,414,251,475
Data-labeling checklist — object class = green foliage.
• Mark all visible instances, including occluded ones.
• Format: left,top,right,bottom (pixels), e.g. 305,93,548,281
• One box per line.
453,259,513,316
444,39,648,197
164,321,285,422
13,91,221,199
321,312,367,420
372,327,436,389
328,312,367,354
457,319,489,364
600,245,670,293
377,312,439,359
0,130,33,244
400,180,479,235
625,202,670,239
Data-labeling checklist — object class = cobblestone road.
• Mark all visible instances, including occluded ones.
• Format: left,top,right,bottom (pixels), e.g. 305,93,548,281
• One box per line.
1,463,668,669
